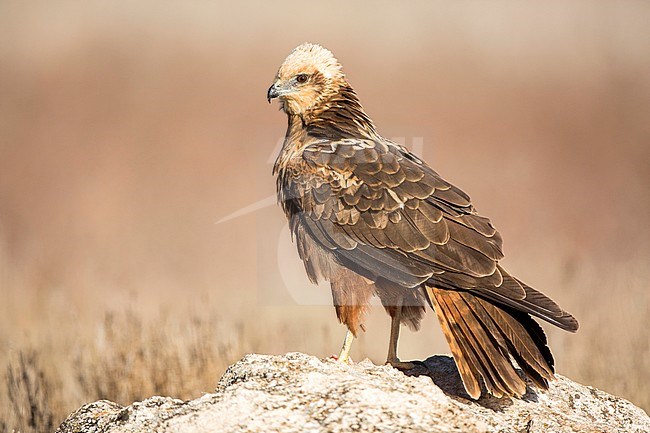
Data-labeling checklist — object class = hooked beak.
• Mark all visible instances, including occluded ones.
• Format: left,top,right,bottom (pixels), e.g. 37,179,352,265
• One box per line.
267,83,280,103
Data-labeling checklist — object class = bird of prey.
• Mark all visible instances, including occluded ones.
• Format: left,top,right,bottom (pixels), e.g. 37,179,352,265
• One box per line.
267,43,578,399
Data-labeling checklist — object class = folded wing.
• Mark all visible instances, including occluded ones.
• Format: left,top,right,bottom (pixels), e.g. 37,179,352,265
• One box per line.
284,137,577,332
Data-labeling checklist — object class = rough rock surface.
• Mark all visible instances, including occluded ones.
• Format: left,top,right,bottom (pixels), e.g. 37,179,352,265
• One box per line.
57,352,650,433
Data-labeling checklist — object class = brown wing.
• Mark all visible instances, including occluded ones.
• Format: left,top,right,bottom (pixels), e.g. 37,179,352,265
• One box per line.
286,137,577,332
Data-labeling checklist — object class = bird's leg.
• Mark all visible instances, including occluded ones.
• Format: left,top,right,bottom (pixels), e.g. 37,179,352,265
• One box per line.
386,308,401,361
386,301,416,370
335,329,354,364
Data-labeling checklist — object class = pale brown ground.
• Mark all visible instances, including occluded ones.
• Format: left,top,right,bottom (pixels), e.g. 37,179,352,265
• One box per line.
1,2,649,431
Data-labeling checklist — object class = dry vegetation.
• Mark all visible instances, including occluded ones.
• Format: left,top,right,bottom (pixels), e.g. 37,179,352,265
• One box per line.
0,309,251,433
1,2,649,431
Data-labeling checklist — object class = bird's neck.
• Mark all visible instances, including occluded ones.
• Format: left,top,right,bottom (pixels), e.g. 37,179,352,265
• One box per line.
303,85,377,140
273,86,377,177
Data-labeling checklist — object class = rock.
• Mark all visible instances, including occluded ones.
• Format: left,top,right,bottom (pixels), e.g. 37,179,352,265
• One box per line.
56,352,650,433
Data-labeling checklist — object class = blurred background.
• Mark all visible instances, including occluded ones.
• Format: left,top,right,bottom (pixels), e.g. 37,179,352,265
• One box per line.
1,1,649,430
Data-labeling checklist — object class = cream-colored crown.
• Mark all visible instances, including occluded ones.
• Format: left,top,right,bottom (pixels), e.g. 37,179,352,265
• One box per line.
278,42,344,81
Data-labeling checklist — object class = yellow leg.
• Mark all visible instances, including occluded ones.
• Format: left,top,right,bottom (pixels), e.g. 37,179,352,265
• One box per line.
386,307,401,362
386,301,416,370
336,329,354,363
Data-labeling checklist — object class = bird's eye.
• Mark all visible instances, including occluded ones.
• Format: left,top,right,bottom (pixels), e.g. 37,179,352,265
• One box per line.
295,74,309,84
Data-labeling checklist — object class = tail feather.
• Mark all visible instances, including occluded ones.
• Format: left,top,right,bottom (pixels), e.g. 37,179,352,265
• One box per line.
429,289,481,398
427,286,555,399
480,301,554,384
512,307,555,387
448,292,527,397
466,294,554,390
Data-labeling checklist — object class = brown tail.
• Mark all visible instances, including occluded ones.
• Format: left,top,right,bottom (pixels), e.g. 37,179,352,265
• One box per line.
426,286,555,399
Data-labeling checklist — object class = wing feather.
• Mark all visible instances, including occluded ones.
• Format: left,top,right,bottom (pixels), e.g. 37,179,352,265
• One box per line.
285,137,577,329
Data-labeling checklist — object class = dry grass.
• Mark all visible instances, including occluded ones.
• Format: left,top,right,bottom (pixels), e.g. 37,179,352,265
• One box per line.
1,1,649,431
3,351,56,433
74,311,245,405
0,309,253,433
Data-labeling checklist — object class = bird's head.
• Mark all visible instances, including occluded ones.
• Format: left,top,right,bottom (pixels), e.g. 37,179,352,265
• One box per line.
267,43,346,116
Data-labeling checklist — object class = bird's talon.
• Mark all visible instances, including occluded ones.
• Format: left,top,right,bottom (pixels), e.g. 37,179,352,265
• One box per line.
386,359,418,370
329,355,354,365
